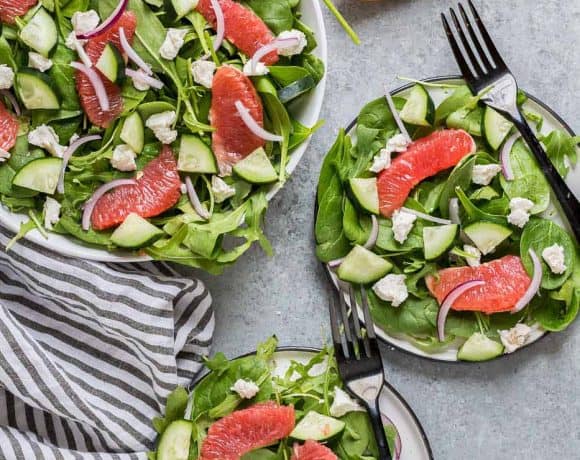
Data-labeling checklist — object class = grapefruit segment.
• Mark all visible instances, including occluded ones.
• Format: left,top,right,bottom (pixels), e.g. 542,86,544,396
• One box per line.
211,65,265,175
91,146,181,230
377,129,475,217
199,402,296,460
426,255,532,313
0,99,18,152
197,0,278,64
0,0,37,24
291,440,338,460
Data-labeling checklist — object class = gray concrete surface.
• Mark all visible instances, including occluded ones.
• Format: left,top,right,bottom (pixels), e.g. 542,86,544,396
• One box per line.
197,1,580,458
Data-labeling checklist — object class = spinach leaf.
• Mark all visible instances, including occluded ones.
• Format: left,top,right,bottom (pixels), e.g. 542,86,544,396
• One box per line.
49,43,80,111
268,66,311,86
375,217,424,253
243,0,294,34
342,198,369,245
438,154,476,217
152,387,189,435
435,85,473,123
540,129,580,178
446,106,483,136
531,267,579,331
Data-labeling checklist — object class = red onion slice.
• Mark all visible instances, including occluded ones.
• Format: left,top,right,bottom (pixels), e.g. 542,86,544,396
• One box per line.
210,0,225,52
327,258,344,269
58,135,102,194
185,176,210,220
71,62,110,111
384,84,411,144
511,248,542,313
250,37,299,73
77,0,129,40
363,215,379,249
1,89,21,116
500,132,521,181
381,413,402,460
125,68,164,90
120,27,152,75
401,207,452,225
235,100,283,142
437,280,485,341
82,179,137,230
448,198,460,225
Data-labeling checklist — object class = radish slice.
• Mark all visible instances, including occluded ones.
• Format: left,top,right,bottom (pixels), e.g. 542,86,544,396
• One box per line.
1,90,21,116
401,207,452,225
210,0,225,52
449,198,460,225
58,135,102,194
511,248,542,313
500,132,521,181
384,84,411,144
250,37,299,73
82,179,137,230
235,100,283,142
363,215,379,249
437,280,485,341
185,176,210,220
71,62,110,111
125,68,164,90
77,0,129,39
120,27,152,75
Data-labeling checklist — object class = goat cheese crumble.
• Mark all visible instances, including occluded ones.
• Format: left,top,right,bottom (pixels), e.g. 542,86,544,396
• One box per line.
277,30,308,56
146,111,178,145
71,10,100,35
391,209,417,244
369,133,409,173
212,176,236,203
160,28,188,61
0,65,14,90
373,274,408,307
329,387,365,417
191,60,216,88
43,197,61,230
541,243,567,274
111,145,137,172
129,69,153,91
463,244,482,267
507,197,534,228
498,323,532,354
231,379,260,399
0,148,10,163
28,52,53,72
28,125,66,158
472,164,502,186
243,60,269,77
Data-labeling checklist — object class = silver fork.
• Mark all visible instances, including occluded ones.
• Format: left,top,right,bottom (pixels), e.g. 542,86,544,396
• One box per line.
328,282,392,460
442,0,580,243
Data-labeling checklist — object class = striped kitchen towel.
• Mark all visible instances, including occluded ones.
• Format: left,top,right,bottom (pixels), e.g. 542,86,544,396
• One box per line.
0,224,214,459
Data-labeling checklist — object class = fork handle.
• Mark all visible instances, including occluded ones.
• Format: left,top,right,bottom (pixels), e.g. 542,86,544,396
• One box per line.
511,111,580,243
366,399,392,460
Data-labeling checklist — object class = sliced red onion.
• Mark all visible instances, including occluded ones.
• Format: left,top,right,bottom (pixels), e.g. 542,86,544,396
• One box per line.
125,68,164,90
210,0,225,52
381,413,402,460
437,280,485,341
57,135,102,194
500,132,521,181
363,215,379,249
185,176,210,220
120,27,152,75
384,84,411,144
235,100,283,142
327,258,344,269
1,89,21,116
449,198,460,225
82,179,137,230
71,62,110,111
401,207,452,225
77,0,129,39
250,37,299,73
512,248,542,313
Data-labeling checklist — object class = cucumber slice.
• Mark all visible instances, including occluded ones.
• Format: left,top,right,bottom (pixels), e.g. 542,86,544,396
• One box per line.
349,177,379,215
12,157,62,194
164,0,198,20
96,43,125,84
423,224,458,260
233,147,277,184
19,7,58,57
463,221,512,255
457,332,504,361
400,84,435,127
16,68,61,110
290,411,345,442
177,135,218,174
337,245,393,284
157,420,193,460
120,112,145,154
111,213,165,249
482,107,513,150
278,75,316,104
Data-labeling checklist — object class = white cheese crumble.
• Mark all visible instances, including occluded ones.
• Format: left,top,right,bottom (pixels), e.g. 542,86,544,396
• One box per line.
230,379,260,399
472,164,502,186
28,125,66,158
372,274,408,307
211,176,236,203
542,243,567,275
243,60,269,77
386,133,410,153
180,182,187,194
507,197,534,228
277,30,308,56
191,60,216,88
129,69,153,91
498,323,532,354
145,111,178,145
71,10,100,35
369,133,409,173
463,244,481,267
0,65,14,90
160,28,188,61
43,197,61,230
0,148,10,163
111,145,137,172
28,52,53,72
391,209,417,244
329,387,365,417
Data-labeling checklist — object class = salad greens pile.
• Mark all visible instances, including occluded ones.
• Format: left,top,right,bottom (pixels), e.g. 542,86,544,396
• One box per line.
316,79,579,360
0,0,324,274
151,337,398,459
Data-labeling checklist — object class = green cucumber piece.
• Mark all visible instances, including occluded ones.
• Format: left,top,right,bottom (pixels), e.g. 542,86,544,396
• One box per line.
337,245,393,284
177,135,218,174
164,0,198,20
457,332,504,361
290,411,345,441
111,213,164,249
96,43,125,84
278,75,316,104
463,221,512,255
157,420,193,460
400,84,435,127
120,112,145,154
16,68,61,110
232,147,277,184
19,7,58,57
349,177,379,214
423,224,458,260
12,157,62,194
482,106,513,150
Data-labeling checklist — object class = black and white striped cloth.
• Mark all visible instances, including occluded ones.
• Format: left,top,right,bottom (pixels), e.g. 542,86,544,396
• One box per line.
0,224,214,459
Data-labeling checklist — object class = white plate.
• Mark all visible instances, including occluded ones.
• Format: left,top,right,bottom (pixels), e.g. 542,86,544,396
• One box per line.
0,1,328,262
330,76,579,362
194,348,433,460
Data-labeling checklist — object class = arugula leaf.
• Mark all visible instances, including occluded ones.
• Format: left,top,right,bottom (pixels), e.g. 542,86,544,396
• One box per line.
541,129,580,177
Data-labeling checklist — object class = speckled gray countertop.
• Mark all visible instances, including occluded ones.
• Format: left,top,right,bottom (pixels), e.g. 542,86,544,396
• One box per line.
196,1,580,458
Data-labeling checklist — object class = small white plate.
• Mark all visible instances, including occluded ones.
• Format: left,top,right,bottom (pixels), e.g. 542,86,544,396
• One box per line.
0,1,328,262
